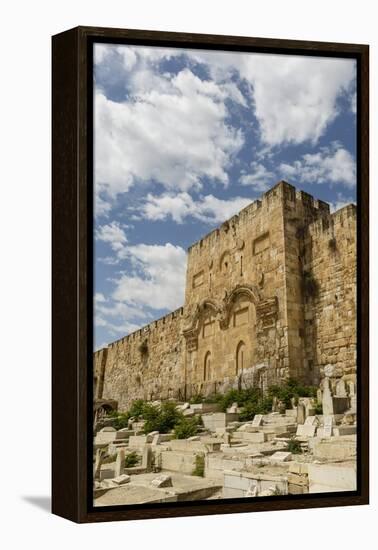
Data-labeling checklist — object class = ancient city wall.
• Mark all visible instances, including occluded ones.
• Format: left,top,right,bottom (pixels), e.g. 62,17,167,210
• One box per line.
99,308,185,411
303,204,357,386
94,182,357,412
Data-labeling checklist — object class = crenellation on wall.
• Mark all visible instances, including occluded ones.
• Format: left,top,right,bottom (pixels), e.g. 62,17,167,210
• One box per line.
94,181,357,411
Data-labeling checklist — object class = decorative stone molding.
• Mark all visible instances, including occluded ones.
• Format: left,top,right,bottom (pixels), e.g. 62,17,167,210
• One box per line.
256,296,278,332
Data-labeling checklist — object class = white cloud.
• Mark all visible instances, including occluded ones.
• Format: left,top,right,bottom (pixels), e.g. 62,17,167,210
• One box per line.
141,192,251,224
95,241,186,339
95,194,112,217
279,143,356,188
112,243,187,311
187,50,356,146
239,161,276,191
95,221,127,252
243,56,355,146
96,300,149,321
95,292,106,304
95,68,244,199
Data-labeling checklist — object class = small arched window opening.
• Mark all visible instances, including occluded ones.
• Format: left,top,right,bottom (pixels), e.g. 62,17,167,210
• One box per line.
236,341,246,375
204,351,212,381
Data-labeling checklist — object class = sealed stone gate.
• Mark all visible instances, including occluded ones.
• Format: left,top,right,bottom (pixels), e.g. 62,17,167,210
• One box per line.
94,181,357,411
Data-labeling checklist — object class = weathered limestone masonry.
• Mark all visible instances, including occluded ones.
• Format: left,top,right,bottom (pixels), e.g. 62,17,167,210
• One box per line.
94,181,357,412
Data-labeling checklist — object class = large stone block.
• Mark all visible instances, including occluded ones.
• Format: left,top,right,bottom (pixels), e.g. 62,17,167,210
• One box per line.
201,413,239,431
308,462,357,493
239,431,267,443
160,451,197,474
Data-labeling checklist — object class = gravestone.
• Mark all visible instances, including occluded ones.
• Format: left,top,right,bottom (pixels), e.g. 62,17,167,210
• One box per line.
141,444,152,470
348,381,355,396
323,415,334,437
112,474,130,485
316,388,323,405
114,449,125,477
296,402,306,425
252,414,264,427
271,396,278,413
151,434,161,446
296,424,317,437
305,416,318,426
151,474,172,488
322,377,334,416
335,379,347,397
94,449,104,481
270,451,292,462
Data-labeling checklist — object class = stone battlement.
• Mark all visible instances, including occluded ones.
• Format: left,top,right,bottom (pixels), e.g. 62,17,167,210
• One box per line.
188,181,331,257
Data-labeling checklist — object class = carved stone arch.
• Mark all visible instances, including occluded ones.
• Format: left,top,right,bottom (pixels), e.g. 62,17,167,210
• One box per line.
183,299,222,349
190,299,222,331
220,284,261,329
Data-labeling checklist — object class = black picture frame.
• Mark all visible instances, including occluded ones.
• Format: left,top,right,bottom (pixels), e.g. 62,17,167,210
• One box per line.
52,26,369,523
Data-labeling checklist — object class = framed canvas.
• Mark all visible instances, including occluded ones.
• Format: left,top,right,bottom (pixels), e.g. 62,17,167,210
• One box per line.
52,26,369,523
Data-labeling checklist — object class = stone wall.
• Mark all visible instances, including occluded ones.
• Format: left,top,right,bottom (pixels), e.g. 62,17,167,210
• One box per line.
94,181,357,411
100,308,185,411
303,204,357,386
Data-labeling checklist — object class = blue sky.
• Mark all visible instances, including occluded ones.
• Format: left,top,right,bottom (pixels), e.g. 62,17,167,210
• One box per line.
93,44,356,350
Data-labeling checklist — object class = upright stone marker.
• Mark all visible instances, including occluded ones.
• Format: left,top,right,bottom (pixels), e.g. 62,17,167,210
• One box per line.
322,377,334,416
114,449,125,477
323,415,334,437
94,449,104,481
296,402,306,425
142,444,152,471
252,414,263,427
335,379,347,397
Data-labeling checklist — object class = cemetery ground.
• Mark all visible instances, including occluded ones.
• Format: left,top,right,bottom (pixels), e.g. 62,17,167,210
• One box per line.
93,380,357,506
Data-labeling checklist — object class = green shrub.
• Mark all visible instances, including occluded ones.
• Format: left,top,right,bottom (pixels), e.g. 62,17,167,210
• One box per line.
128,399,148,420
192,453,205,477
217,387,263,412
303,271,319,298
203,393,224,404
124,451,140,468
107,413,130,430
286,438,302,454
238,398,272,421
106,399,148,429
267,378,317,409
143,401,183,434
189,393,204,404
173,416,200,439
314,402,323,415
